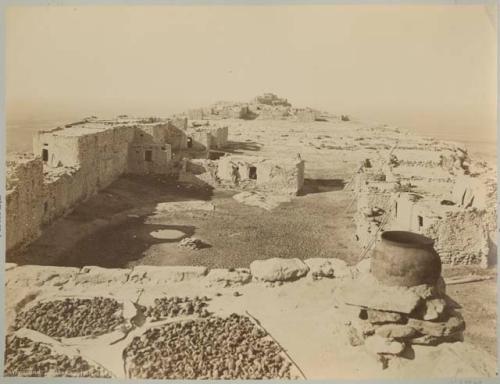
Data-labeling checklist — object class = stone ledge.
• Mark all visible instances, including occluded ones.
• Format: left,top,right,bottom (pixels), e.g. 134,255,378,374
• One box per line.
129,265,209,284
6,265,80,288
74,266,132,285
205,268,252,286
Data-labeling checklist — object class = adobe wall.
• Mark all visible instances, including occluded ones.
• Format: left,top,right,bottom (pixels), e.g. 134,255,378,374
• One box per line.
6,154,45,251
76,126,136,189
256,160,305,194
128,143,172,174
426,210,490,267
33,133,80,168
393,195,490,266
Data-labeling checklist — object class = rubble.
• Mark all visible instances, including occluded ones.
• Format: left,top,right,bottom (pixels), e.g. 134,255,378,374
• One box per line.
340,233,467,368
178,237,206,250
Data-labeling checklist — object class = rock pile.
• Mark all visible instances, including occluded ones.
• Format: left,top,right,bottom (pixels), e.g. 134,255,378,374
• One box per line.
123,314,293,379
340,274,465,368
145,296,210,320
178,237,204,250
15,297,124,338
4,335,112,378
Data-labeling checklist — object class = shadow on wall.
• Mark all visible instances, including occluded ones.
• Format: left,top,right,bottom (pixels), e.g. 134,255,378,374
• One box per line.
298,178,345,196
487,234,497,267
223,140,261,154
8,174,215,268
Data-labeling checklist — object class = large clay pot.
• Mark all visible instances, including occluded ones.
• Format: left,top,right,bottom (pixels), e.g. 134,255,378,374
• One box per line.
371,231,442,287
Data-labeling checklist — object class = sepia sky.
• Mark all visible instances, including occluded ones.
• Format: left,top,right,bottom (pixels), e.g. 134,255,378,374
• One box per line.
6,4,497,141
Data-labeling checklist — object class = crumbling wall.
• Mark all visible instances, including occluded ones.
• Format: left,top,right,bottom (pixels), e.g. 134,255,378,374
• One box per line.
295,109,319,122
41,168,88,224
354,191,395,245
256,160,305,195
6,154,44,251
393,194,490,266
425,210,490,267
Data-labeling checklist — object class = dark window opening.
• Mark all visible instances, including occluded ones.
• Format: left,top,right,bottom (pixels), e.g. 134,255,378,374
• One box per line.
249,166,257,180
161,146,166,151
418,215,423,229
187,137,193,148
394,202,398,217
145,150,153,162
42,149,49,162
44,202,48,213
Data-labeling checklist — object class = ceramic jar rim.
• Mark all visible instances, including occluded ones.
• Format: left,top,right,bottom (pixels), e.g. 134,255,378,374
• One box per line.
381,230,435,249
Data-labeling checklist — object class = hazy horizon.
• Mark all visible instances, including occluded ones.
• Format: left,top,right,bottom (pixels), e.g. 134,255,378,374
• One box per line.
6,4,497,143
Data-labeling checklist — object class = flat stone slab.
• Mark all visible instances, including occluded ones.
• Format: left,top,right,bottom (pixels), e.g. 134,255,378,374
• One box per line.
375,324,418,339
129,266,208,284
364,335,406,355
365,309,404,324
337,275,422,314
250,258,309,282
407,312,465,337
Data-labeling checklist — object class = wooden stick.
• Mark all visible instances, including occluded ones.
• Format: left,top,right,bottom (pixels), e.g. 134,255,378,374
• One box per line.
245,310,308,380
445,275,493,285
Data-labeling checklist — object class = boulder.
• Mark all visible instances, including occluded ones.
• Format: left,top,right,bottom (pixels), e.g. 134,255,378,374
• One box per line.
364,335,406,355
423,298,447,321
129,266,208,284
205,268,252,286
305,258,351,279
75,266,131,285
375,324,418,339
250,258,309,282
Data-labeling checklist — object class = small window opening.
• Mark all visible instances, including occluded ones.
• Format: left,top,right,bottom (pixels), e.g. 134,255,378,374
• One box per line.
145,150,153,162
418,215,423,229
249,166,257,180
161,146,166,151
44,202,48,213
42,149,49,162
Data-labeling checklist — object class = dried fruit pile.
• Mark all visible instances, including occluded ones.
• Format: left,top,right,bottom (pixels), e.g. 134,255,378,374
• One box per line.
15,297,124,338
145,296,210,320
4,335,112,378
124,314,292,379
